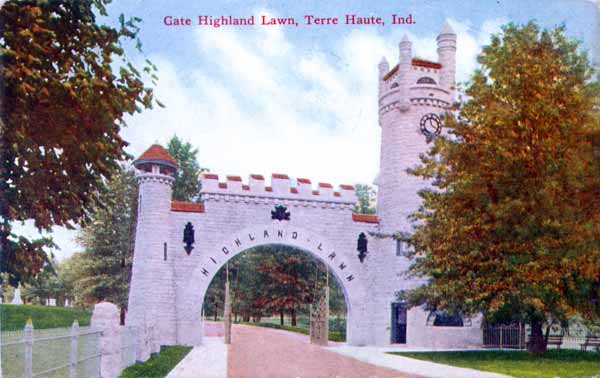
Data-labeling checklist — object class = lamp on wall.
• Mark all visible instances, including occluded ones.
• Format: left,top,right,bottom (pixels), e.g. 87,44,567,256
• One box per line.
183,222,195,255
357,232,368,263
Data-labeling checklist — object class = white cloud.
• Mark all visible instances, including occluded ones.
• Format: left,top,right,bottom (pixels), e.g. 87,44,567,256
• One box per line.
42,14,506,260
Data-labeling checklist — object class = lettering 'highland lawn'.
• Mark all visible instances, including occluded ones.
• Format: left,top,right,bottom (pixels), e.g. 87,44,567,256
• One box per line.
162,14,415,28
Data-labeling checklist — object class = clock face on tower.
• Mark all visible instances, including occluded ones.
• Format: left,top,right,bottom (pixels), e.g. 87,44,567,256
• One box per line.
419,113,442,140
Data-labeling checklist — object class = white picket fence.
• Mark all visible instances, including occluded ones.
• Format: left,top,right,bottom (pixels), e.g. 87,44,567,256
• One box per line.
1,302,148,378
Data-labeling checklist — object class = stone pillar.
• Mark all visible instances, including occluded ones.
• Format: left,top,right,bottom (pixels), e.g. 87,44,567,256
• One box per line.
92,302,121,378
22,319,33,378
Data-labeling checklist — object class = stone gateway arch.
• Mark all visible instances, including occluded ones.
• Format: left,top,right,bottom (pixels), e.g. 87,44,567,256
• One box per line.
126,24,482,357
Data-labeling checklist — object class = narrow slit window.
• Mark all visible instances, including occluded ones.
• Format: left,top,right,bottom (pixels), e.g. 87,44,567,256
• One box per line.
164,242,167,261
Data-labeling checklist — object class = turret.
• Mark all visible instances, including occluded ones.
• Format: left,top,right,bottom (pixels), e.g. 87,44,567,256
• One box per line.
378,56,389,95
127,144,178,358
398,35,413,111
437,21,457,94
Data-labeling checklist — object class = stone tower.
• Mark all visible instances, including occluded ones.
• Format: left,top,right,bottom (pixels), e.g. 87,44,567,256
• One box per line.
377,22,456,234
127,144,178,359
368,23,457,345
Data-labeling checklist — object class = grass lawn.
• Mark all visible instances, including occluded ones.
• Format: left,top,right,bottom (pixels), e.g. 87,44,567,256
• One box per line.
389,350,600,378
1,304,91,331
241,321,346,342
120,346,192,378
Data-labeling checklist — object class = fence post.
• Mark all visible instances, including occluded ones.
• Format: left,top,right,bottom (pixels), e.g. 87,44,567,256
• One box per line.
22,319,33,378
92,302,121,378
499,325,503,349
70,321,79,378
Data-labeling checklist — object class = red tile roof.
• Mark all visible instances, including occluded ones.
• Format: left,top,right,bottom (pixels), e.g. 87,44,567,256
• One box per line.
250,174,265,180
242,185,250,190
352,213,379,224
297,178,311,184
412,58,442,69
137,144,177,165
265,186,273,192
290,188,298,194
312,190,319,195
227,175,242,182
383,59,442,81
272,173,289,180
340,184,355,190
203,173,219,180
218,183,227,189
171,201,204,213
319,183,333,188
333,192,341,197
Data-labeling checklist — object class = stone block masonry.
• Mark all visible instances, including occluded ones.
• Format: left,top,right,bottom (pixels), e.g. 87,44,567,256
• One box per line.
126,22,482,350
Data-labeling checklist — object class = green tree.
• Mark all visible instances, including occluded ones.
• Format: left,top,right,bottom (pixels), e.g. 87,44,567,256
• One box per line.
166,136,206,202
404,23,600,354
354,184,376,214
0,0,158,285
23,256,64,305
75,167,137,321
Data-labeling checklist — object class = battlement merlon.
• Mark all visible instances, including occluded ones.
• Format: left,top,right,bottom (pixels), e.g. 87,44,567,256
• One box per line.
200,173,358,204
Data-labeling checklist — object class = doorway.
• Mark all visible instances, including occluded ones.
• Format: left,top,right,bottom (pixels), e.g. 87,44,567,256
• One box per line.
391,302,407,344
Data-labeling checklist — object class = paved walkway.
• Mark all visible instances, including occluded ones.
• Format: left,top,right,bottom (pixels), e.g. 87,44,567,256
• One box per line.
228,325,421,378
166,337,227,378
328,345,511,378
167,324,511,378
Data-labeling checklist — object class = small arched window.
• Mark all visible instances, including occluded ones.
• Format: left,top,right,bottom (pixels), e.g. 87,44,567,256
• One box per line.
390,82,399,89
417,77,437,85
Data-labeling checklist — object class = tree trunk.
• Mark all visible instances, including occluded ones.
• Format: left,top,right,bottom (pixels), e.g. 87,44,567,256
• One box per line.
280,310,284,326
527,319,547,354
120,307,126,326
214,310,218,321
291,308,297,326
234,313,238,323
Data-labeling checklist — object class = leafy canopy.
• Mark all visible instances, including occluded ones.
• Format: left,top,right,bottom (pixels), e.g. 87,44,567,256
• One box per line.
405,23,600,329
0,0,158,284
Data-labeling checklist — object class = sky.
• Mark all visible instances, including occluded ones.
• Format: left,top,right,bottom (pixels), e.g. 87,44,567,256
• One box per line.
15,0,600,261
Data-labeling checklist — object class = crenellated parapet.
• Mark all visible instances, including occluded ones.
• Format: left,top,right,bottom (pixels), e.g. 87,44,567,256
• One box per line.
200,173,357,206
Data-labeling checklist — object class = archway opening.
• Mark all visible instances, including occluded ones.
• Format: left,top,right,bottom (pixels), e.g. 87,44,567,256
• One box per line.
201,243,348,342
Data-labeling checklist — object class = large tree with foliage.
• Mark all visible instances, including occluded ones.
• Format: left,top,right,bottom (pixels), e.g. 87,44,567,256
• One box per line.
75,167,137,321
0,0,158,285
166,135,206,202
404,23,600,354
354,184,376,214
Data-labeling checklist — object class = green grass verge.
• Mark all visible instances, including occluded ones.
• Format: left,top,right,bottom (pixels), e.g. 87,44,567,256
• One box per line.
241,321,346,342
0,304,91,331
120,346,192,378
389,350,600,378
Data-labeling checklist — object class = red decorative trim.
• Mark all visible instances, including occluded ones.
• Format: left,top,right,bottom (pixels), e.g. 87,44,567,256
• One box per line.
290,188,298,194
250,174,265,180
138,144,177,165
297,178,311,184
218,183,227,189
319,182,333,188
352,213,379,224
171,201,204,213
383,64,399,81
242,185,250,190
227,175,242,182
265,186,273,192
340,184,355,190
312,190,319,195
333,192,341,197
412,58,442,69
272,173,289,180
203,173,219,180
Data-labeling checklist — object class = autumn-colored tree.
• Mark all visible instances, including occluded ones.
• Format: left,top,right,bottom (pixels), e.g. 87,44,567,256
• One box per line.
404,23,600,354
255,247,317,326
0,0,158,285
166,136,207,202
